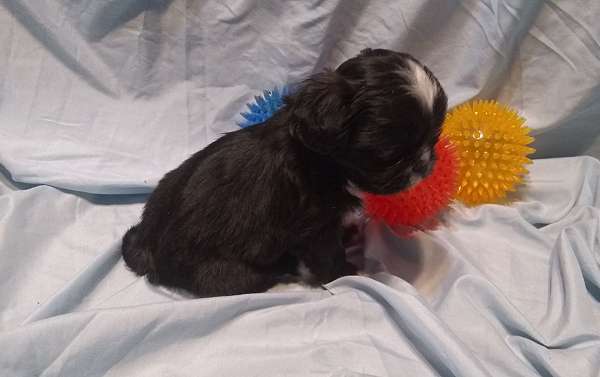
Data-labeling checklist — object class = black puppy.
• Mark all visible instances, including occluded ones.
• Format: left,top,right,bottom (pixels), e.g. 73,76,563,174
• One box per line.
121,48,447,297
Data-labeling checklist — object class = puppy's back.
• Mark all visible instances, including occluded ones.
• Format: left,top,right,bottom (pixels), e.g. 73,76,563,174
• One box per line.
121,124,304,284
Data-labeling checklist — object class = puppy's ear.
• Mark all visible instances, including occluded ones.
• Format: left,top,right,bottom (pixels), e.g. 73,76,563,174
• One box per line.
288,70,356,155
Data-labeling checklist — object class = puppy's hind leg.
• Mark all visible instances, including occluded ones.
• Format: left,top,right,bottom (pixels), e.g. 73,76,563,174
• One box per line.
299,230,358,286
121,225,155,280
189,259,280,297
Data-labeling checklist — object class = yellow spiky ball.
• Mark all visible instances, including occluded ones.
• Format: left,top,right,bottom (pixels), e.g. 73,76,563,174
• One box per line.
442,100,535,206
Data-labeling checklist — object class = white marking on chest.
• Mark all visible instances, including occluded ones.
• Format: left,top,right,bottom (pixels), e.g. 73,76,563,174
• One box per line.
297,261,315,282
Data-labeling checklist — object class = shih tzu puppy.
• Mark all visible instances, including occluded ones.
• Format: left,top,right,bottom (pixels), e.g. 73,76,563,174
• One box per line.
121,48,447,297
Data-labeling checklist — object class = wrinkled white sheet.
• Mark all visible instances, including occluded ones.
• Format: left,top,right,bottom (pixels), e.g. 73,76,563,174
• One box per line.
0,1,599,376
1,157,599,377
1,0,599,194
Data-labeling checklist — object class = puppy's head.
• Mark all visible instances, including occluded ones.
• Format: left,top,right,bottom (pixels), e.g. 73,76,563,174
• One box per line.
287,48,447,195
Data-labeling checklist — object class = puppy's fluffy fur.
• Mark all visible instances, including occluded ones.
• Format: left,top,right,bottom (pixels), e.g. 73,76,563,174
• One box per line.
121,49,447,297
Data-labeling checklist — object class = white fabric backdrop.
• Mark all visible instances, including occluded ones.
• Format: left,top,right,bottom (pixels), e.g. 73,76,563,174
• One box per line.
1,156,598,377
0,0,599,194
0,1,599,376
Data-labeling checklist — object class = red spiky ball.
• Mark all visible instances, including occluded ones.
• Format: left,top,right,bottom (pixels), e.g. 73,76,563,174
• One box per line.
363,137,458,236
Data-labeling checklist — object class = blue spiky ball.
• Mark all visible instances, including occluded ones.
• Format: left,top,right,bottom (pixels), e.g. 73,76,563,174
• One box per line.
239,86,290,128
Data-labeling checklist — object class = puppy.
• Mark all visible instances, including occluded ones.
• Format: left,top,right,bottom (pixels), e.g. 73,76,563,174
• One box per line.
121,48,447,297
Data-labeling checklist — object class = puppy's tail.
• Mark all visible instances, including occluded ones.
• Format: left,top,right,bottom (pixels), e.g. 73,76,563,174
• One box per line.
121,225,155,278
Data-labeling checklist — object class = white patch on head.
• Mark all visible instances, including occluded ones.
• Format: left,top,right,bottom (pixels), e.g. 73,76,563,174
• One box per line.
398,60,439,112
